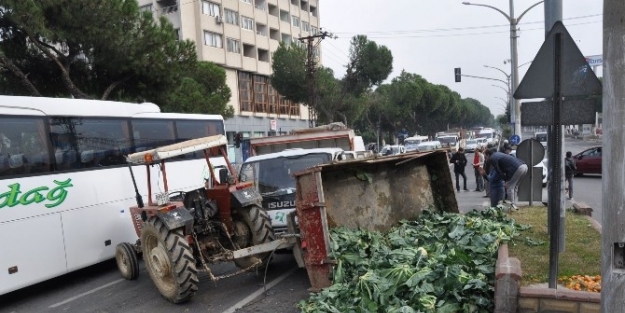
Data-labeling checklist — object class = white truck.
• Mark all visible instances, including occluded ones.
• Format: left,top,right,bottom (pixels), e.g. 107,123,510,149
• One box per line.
242,122,364,160
238,123,370,233
239,147,373,233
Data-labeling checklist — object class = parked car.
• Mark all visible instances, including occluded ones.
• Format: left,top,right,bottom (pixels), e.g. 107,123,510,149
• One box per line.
573,146,601,175
510,150,548,187
379,145,406,156
464,139,479,153
476,138,488,149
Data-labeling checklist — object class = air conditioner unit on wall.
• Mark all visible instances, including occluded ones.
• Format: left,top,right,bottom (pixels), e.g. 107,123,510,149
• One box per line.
216,16,223,24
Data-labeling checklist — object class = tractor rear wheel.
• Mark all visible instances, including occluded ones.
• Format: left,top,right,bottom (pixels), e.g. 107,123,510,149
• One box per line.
115,242,139,280
141,217,198,303
232,204,275,270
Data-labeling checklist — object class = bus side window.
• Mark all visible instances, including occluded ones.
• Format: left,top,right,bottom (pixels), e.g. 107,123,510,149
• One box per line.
0,116,53,177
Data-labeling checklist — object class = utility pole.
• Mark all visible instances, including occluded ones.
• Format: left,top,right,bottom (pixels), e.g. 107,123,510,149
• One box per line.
602,0,625,310
298,29,336,128
543,0,565,289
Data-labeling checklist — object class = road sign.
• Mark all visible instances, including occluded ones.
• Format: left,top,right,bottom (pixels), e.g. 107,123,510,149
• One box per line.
516,139,545,167
521,99,598,126
509,135,521,146
514,22,602,99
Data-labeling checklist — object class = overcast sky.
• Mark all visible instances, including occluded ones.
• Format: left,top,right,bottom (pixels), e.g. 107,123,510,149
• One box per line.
318,0,602,117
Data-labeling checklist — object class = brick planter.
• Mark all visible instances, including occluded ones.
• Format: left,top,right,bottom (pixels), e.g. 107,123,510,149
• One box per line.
495,210,603,312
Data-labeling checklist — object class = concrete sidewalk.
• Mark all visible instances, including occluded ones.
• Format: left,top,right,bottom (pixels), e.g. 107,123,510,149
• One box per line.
451,168,575,213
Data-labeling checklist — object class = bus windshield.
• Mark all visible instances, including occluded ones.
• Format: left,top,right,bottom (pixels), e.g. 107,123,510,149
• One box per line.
239,153,332,194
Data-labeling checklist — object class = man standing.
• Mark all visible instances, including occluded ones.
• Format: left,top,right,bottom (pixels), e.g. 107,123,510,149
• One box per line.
565,151,577,200
472,147,485,192
484,149,528,210
450,147,469,192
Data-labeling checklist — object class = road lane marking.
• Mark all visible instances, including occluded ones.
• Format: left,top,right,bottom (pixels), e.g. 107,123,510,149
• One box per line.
49,279,124,308
222,267,298,313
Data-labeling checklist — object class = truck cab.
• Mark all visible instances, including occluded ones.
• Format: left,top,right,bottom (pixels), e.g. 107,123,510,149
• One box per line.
238,148,345,234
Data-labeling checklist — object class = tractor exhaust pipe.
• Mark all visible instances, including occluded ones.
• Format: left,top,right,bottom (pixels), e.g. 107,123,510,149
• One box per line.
126,160,144,208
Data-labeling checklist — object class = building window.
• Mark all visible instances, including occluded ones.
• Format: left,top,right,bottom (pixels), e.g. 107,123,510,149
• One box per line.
310,26,317,35
292,16,300,27
204,31,223,48
254,76,267,112
139,4,153,12
224,9,239,25
202,1,220,17
174,28,181,40
241,0,252,3
301,21,309,32
239,72,253,112
241,16,254,31
238,72,298,116
227,38,241,53
310,5,317,17
268,84,278,113
253,131,264,138
279,10,290,23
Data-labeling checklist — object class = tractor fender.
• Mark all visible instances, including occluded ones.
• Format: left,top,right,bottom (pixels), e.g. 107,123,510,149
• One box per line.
155,207,194,234
230,188,262,208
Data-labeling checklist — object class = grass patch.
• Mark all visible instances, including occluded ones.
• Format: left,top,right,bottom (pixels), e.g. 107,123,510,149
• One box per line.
506,206,601,286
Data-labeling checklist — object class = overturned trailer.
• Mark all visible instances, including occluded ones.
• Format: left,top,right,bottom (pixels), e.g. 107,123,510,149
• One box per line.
292,150,458,291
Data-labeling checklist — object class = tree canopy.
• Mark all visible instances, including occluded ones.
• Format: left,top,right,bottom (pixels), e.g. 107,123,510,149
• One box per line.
270,34,495,143
0,0,233,116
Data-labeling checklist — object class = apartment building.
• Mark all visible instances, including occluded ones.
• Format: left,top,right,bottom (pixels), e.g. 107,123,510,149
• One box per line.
137,0,320,143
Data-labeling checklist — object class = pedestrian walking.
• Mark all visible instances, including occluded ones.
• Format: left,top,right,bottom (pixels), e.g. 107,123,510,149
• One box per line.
450,147,469,192
472,147,485,192
565,151,577,199
483,149,528,210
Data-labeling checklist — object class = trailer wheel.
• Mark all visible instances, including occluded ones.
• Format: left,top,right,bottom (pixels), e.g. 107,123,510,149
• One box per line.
232,204,275,270
141,217,198,303
115,242,139,280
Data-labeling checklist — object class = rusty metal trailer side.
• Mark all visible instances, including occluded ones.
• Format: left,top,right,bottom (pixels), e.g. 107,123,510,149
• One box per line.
293,151,457,290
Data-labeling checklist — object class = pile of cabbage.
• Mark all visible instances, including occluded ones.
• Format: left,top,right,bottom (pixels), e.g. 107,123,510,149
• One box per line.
298,207,520,313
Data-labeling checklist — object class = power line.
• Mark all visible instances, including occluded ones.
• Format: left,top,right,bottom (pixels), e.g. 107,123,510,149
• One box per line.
332,13,602,36
333,20,601,40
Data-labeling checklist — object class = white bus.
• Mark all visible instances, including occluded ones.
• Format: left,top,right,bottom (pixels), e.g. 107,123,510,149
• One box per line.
0,96,225,296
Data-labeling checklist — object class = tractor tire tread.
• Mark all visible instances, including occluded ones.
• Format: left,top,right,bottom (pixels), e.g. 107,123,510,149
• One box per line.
142,217,198,303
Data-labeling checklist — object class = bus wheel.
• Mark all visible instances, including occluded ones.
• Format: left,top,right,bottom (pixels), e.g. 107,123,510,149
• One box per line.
232,204,275,270
115,242,139,280
141,217,198,303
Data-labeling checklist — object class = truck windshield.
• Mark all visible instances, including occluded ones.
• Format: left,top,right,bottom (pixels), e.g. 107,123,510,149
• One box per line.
239,153,332,194
404,140,421,150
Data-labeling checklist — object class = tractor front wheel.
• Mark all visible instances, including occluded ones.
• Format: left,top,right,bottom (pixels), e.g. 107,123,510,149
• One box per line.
232,204,275,270
141,217,198,303
115,242,139,280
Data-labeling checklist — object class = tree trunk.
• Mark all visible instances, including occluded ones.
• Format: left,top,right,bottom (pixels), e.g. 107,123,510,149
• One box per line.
0,53,42,97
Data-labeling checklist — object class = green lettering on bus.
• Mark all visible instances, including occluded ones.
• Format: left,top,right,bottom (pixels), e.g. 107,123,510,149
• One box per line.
0,179,73,209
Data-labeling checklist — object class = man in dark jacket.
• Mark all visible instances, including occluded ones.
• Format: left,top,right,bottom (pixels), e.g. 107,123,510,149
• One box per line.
450,147,468,192
484,149,528,210
565,151,577,199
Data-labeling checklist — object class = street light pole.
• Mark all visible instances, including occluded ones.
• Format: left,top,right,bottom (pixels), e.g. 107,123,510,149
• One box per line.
463,0,544,136
484,64,512,128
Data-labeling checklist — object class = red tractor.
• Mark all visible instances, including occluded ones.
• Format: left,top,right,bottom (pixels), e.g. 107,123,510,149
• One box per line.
115,135,280,303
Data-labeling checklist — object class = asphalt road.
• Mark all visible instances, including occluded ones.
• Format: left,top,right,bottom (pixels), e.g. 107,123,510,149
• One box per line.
0,253,310,313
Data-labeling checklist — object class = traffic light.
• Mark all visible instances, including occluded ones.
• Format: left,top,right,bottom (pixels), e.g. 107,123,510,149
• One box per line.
234,132,243,148
454,68,461,82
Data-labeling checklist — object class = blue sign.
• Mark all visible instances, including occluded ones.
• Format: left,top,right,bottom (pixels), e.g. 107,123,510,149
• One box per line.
509,135,521,145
